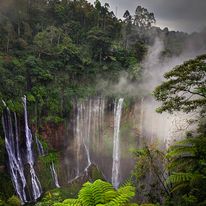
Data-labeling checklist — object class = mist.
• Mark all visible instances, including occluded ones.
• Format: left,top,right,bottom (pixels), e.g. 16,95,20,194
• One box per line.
97,33,205,147
138,36,204,147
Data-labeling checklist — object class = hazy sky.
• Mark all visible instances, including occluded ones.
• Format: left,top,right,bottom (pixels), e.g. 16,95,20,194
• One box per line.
88,0,206,33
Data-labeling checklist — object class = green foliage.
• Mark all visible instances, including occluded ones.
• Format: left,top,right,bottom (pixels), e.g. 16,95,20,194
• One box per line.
53,179,136,206
35,190,64,206
140,204,157,206
0,199,5,206
154,54,206,113
40,152,58,165
0,138,5,165
35,185,83,206
153,52,206,205
165,136,206,202
132,146,170,204
0,0,202,204
7,196,21,206
0,170,14,200
87,27,112,63
0,0,186,127
166,138,197,171
133,6,156,29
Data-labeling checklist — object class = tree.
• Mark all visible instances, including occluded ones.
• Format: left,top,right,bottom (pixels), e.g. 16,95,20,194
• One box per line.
165,136,206,205
123,10,132,22
154,54,206,113
132,146,170,203
34,26,71,57
133,6,155,29
122,10,132,49
154,54,206,205
87,27,111,63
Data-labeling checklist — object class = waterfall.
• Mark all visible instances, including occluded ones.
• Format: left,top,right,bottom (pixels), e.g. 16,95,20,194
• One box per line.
75,99,93,176
72,97,105,180
75,102,81,177
35,136,45,156
112,98,124,189
35,136,60,188
2,108,27,203
84,99,92,171
50,162,60,188
22,96,42,200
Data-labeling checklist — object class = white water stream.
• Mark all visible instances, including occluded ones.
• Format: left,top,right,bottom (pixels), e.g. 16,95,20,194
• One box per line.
112,98,124,189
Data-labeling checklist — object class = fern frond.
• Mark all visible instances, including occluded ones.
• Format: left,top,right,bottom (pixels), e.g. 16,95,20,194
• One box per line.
53,203,64,206
166,138,198,172
119,178,133,188
92,180,114,205
167,144,196,159
190,173,206,186
104,190,117,202
106,185,135,206
167,156,196,171
170,182,189,193
165,172,192,193
166,172,192,185
62,198,81,206
78,182,93,206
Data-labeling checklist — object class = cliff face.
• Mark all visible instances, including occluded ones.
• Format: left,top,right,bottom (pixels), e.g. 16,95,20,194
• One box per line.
40,123,67,151
37,96,193,189
38,98,142,186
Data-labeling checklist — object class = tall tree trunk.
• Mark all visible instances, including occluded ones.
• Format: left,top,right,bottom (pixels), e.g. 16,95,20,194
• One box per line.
18,20,21,37
6,37,10,52
99,51,102,64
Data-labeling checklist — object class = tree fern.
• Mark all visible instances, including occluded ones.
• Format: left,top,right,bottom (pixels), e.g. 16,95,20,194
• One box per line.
166,172,206,193
166,138,199,172
166,136,206,196
53,179,136,206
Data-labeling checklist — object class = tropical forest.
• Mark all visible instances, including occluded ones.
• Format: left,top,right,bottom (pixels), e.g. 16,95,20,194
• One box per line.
0,0,206,206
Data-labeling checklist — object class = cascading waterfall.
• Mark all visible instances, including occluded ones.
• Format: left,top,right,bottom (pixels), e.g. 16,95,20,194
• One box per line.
50,162,60,188
2,107,27,203
72,97,105,179
75,103,82,177
35,136,45,156
112,98,124,189
22,96,42,200
35,136,60,188
84,99,92,172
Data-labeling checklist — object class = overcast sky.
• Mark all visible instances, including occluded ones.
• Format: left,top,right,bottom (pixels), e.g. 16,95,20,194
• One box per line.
88,0,206,33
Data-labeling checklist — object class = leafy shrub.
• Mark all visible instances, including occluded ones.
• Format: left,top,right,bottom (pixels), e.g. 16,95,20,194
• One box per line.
7,196,21,206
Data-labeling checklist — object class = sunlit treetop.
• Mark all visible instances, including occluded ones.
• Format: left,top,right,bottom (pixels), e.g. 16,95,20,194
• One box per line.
154,54,206,113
